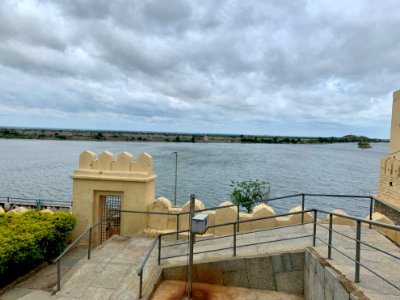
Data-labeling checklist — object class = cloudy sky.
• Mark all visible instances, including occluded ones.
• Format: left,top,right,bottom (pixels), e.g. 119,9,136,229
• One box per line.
0,0,399,138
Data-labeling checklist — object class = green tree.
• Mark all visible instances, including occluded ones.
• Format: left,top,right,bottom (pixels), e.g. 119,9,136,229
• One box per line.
230,180,270,213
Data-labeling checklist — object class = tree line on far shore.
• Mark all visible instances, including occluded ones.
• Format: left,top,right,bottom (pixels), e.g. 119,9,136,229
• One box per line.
0,128,388,144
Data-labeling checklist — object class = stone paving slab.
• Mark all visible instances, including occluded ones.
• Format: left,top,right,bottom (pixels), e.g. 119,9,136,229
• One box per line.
55,235,155,300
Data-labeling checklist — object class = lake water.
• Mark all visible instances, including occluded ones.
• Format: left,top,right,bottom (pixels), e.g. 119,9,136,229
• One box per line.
0,139,388,217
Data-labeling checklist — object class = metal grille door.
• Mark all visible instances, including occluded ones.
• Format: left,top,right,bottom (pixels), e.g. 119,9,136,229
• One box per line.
100,195,121,243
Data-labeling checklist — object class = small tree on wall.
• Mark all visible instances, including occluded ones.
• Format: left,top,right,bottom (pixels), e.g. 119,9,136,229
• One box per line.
230,180,270,213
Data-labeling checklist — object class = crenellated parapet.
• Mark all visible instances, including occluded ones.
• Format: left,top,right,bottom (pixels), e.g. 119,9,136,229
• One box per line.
71,150,157,245
145,197,400,243
72,150,156,181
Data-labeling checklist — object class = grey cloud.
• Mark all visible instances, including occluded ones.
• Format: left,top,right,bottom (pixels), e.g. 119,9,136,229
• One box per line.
143,0,191,25
0,0,399,137
52,0,112,20
0,1,67,51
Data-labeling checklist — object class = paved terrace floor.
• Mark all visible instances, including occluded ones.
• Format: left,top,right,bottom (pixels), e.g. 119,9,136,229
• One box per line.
1,224,399,300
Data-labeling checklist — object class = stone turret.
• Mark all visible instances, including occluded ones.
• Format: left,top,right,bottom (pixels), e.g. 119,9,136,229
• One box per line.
376,90,400,223
71,150,157,245
389,90,400,154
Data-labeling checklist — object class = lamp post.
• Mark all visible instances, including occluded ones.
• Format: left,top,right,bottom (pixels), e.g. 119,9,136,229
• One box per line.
171,152,178,206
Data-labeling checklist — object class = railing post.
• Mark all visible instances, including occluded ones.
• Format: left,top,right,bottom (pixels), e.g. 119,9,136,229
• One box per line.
369,197,374,229
236,204,240,232
233,223,237,257
176,214,180,240
7,196,9,203
56,260,61,292
328,213,333,259
313,210,317,246
158,235,161,265
88,228,92,260
301,194,305,224
139,270,143,299
355,220,361,283
188,194,195,298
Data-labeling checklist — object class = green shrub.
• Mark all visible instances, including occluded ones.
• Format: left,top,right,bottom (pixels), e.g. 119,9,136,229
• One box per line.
230,180,270,213
0,211,76,283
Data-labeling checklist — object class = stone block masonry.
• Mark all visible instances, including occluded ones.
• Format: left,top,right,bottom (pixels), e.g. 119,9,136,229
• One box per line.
161,248,369,299
303,248,368,300
162,250,306,295
376,90,400,224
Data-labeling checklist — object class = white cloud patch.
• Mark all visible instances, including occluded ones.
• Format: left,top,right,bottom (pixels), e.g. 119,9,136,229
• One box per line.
0,0,399,137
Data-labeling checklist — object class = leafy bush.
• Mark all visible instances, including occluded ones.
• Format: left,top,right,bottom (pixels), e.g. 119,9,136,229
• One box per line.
230,180,271,213
0,211,76,284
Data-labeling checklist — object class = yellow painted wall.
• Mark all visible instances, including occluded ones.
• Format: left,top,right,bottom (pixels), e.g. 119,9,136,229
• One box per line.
389,90,400,154
71,150,156,245
376,90,400,210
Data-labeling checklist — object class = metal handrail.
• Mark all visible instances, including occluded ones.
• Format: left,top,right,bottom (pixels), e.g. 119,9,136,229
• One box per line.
317,208,400,230
51,192,396,297
314,237,400,291
139,207,400,298
0,196,70,207
0,192,378,211
137,235,159,299
315,210,400,291
120,193,376,242
53,213,119,292
316,223,400,261
136,209,313,298
304,193,372,198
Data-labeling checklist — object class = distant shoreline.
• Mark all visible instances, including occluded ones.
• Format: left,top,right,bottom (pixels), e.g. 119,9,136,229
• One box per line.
0,128,389,144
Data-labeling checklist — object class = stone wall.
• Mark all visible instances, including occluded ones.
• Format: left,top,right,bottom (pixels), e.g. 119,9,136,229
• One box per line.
304,248,367,300
162,250,305,294
376,90,400,223
376,155,400,210
146,197,400,244
374,198,400,225
146,197,317,235
161,248,368,299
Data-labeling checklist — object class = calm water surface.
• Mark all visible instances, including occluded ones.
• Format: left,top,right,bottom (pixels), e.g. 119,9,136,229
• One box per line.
0,139,388,217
